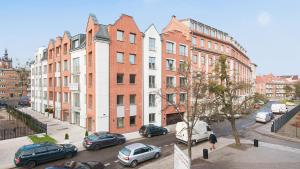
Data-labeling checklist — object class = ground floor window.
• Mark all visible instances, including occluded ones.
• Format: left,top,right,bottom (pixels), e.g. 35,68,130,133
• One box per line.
117,117,124,128
149,113,155,123
130,116,136,126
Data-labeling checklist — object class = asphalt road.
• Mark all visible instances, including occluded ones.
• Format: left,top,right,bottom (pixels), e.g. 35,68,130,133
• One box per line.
32,101,300,168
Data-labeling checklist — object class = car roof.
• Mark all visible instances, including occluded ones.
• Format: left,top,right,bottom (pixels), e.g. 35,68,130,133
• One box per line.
125,143,146,150
20,143,53,151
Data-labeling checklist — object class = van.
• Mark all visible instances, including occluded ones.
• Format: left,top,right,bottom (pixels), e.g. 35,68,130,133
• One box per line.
176,120,212,145
271,104,288,114
256,112,272,123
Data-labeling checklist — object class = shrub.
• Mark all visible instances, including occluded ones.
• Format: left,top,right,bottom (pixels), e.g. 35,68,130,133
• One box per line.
65,133,69,140
85,130,89,137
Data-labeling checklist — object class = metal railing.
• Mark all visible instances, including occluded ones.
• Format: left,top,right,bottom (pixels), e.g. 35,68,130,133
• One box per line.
271,104,300,132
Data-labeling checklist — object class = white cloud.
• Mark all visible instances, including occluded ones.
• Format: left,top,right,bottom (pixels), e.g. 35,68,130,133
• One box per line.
257,11,271,27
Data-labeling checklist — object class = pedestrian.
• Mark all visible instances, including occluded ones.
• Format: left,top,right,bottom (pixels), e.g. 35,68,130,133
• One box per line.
209,132,217,151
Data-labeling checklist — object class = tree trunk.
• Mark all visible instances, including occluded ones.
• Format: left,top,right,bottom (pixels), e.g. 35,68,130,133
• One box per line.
230,117,241,145
187,124,192,159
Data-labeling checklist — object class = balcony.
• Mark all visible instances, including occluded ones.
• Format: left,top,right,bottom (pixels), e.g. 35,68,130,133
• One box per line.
117,105,125,117
69,83,79,91
130,105,136,116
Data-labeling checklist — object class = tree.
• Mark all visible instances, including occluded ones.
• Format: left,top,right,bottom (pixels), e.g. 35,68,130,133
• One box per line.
209,55,255,146
15,59,32,97
158,59,214,159
293,82,300,99
284,85,293,98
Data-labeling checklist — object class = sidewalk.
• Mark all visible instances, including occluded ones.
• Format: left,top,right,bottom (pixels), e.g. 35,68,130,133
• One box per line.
140,138,300,169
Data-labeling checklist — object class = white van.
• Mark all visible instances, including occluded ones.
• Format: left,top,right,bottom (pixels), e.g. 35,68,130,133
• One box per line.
176,121,212,145
271,104,288,114
256,112,272,123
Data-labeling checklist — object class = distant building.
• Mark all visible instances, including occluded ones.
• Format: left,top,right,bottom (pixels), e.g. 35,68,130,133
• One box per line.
256,74,299,99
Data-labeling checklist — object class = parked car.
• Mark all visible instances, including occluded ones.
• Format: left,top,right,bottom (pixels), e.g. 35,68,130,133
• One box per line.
14,143,78,168
18,96,31,106
256,111,272,123
139,124,168,138
118,143,161,168
83,132,126,150
176,120,212,145
271,104,288,114
45,161,105,169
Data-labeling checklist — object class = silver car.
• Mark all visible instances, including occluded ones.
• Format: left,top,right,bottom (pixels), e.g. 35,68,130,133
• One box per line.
118,143,161,168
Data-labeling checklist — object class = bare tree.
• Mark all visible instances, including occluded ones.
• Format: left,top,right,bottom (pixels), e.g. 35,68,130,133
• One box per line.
209,55,255,146
158,59,215,159
15,59,32,97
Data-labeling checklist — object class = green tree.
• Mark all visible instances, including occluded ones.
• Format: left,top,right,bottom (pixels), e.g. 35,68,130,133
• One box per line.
294,82,300,99
284,85,293,98
209,55,255,146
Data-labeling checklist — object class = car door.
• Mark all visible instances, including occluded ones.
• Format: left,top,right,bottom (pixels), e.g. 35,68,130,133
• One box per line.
103,135,117,147
152,127,160,136
33,146,49,163
133,148,147,162
46,145,65,160
142,147,154,161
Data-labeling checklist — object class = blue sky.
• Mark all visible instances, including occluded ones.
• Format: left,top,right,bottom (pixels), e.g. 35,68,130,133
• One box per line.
0,0,299,75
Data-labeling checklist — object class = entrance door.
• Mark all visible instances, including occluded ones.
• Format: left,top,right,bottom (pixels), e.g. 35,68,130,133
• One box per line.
166,112,184,125
74,112,80,125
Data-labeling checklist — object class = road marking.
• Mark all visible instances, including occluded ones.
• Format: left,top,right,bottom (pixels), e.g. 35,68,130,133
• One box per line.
104,163,111,166
158,146,162,148
114,160,119,163
164,144,169,147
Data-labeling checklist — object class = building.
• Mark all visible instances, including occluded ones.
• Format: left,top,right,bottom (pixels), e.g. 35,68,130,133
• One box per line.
0,49,27,101
256,74,299,99
30,14,255,133
30,47,48,114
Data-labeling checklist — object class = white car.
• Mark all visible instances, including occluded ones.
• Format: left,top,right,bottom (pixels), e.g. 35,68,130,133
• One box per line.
271,104,288,114
256,112,272,123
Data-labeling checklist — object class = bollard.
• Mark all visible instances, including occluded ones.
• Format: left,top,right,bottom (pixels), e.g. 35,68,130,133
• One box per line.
203,148,208,159
254,139,259,147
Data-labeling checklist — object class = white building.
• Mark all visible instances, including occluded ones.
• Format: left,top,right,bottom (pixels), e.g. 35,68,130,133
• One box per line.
70,34,87,128
31,47,48,114
143,24,162,126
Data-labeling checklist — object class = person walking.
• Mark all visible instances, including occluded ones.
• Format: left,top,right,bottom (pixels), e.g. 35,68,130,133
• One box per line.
209,132,217,151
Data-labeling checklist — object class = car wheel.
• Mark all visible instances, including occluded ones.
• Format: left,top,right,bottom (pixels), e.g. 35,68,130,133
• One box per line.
130,160,138,168
163,131,167,135
154,152,160,159
118,139,125,144
65,153,73,159
25,160,36,169
192,140,196,146
147,134,152,138
94,144,101,150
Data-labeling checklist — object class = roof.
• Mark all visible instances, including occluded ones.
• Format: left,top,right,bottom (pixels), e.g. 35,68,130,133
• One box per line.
125,143,146,150
95,24,110,41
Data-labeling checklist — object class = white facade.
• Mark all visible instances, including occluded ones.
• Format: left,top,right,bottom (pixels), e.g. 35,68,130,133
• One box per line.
31,47,48,115
95,39,110,132
250,63,257,95
70,47,87,128
143,25,162,126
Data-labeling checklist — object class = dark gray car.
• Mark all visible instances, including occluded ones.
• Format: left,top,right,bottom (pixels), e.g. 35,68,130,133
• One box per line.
83,132,126,150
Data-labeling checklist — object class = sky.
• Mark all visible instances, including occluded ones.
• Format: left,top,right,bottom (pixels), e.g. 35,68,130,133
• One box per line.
0,0,299,75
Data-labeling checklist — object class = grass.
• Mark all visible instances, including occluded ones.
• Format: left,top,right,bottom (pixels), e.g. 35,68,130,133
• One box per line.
28,134,57,144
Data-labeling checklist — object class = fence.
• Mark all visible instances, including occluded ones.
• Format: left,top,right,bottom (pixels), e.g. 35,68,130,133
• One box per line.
271,104,300,133
0,106,47,140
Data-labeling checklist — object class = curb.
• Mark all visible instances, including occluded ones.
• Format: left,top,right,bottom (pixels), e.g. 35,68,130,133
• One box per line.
254,128,300,143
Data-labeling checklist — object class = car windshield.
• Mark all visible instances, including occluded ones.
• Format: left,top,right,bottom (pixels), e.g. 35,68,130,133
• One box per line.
15,149,22,157
120,147,131,156
87,134,99,141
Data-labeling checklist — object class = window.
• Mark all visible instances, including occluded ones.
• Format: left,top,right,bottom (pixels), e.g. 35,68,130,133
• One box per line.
149,38,156,50
64,60,68,71
117,52,124,63
192,55,198,63
214,43,218,50
180,77,186,88
149,113,155,123
204,27,209,35
56,62,60,72
73,58,80,73
149,57,155,69
117,74,124,84
129,33,136,44
63,76,68,87
130,94,136,105
88,30,92,45
88,73,93,87
129,54,136,64
166,59,175,71
208,41,211,49
192,37,196,45
88,95,93,108
179,61,185,72
180,93,186,103
149,94,155,107
166,41,174,54
129,74,136,84
117,117,124,128
149,76,155,88
64,92,68,103
179,44,187,56
117,30,124,41
73,39,79,48
167,94,175,104
201,56,205,65
166,77,175,88
74,93,80,107
57,77,61,87
130,116,136,126
221,45,224,52
117,95,124,105
209,58,213,66
88,52,92,66
63,43,67,54
200,39,204,47
56,46,60,56
211,30,216,37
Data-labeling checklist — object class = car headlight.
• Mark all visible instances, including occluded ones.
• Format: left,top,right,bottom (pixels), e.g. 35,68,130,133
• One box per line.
74,147,78,151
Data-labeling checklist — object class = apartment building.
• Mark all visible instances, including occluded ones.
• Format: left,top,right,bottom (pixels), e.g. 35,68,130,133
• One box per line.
30,47,48,114
256,74,298,98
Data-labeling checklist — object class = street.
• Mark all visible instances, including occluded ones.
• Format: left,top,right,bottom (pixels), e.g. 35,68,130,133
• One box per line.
34,101,300,169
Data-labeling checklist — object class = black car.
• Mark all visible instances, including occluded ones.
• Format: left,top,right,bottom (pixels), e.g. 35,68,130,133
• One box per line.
139,124,168,138
83,132,126,150
45,161,105,169
14,143,78,168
